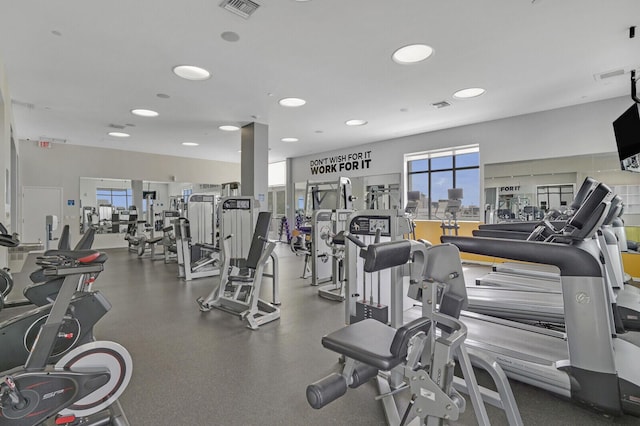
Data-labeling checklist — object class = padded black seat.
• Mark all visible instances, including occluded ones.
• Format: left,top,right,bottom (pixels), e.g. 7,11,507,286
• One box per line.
147,236,164,244
322,317,431,371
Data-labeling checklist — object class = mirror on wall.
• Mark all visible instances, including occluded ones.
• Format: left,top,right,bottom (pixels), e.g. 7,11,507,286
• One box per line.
483,152,640,251
79,178,221,234
293,173,402,218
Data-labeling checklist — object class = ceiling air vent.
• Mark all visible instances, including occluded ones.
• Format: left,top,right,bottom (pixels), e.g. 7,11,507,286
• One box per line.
220,0,260,19
108,123,126,130
594,66,639,81
431,101,451,109
11,100,35,110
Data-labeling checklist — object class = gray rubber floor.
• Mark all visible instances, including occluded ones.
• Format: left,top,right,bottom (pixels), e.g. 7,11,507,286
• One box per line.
2,246,639,425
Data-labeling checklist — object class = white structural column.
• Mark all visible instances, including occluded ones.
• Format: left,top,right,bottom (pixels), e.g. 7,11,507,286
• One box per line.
131,180,143,212
286,157,295,233
241,122,269,211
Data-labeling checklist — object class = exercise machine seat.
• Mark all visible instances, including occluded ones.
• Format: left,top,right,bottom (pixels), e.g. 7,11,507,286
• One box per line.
322,317,431,371
363,240,412,273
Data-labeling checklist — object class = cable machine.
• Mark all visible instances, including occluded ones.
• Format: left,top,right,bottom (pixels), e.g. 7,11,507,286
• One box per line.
175,194,220,281
312,209,352,301
344,210,412,328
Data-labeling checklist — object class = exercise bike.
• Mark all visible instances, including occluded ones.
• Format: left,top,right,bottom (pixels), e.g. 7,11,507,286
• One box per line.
0,251,132,426
0,247,111,374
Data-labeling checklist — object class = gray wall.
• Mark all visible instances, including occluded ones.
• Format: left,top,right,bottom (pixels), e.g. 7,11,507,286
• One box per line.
290,96,630,183
288,96,634,222
20,142,240,247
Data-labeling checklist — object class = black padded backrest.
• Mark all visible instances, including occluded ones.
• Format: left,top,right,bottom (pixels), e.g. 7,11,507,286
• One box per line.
74,227,95,250
58,225,71,250
389,317,431,359
363,240,411,273
245,211,272,270
570,177,597,210
566,182,611,239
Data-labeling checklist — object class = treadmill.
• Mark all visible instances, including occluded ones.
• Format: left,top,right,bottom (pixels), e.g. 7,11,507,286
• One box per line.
466,184,640,330
441,234,640,417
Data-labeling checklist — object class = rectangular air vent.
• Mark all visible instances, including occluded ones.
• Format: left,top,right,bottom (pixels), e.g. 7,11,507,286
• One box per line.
431,101,451,109
594,66,639,81
11,100,35,110
220,0,260,19
108,123,126,130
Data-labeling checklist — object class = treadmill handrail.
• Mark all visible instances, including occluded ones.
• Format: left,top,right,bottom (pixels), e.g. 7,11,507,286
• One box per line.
440,236,602,278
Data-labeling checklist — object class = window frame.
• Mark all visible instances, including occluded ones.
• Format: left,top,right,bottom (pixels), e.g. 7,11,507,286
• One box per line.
96,187,133,209
405,145,480,220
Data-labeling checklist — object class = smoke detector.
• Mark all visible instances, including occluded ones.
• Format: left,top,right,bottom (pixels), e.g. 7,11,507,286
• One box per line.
220,0,260,19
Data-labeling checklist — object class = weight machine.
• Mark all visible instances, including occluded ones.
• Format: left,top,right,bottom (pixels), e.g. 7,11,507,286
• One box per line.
222,181,241,197
307,239,522,426
219,196,258,267
301,177,354,285
304,177,354,216
197,211,280,330
175,194,220,281
344,210,412,327
311,209,352,301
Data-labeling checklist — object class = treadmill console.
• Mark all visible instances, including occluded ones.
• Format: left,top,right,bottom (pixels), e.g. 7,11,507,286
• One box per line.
222,198,252,210
349,216,391,237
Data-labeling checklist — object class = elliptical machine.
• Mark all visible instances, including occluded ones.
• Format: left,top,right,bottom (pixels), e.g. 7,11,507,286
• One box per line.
0,251,132,426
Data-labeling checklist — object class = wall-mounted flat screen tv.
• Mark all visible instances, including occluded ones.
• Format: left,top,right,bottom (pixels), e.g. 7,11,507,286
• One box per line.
613,103,640,173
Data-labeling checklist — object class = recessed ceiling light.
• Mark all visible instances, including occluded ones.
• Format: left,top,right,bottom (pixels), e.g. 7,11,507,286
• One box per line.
108,132,130,138
131,109,159,117
392,44,434,64
281,137,299,142
278,97,306,107
345,119,368,126
182,142,199,146
237,150,242,153
172,65,211,81
219,125,240,131
453,88,486,99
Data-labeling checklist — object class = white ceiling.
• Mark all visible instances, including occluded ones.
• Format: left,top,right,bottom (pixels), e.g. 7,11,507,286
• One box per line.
0,0,638,164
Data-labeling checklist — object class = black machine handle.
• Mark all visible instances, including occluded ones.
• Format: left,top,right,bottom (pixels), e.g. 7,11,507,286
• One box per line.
345,233,366,248
441,235,602,278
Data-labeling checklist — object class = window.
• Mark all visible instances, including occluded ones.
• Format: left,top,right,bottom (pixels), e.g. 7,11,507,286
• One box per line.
405,146,480,220
537,184,574,212
97,188,132,209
